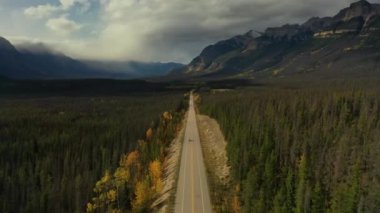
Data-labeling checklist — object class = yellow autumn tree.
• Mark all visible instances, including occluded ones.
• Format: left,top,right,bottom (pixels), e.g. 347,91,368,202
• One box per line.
86,203,95,212
163,111,172,121
94,170,112,193
126,150,140,166
231,184,241,213
114,153,131,188
87,170,117,212
106,189,117,203
231,195,241,213
149,160,163,193
132,179,151,210
119,154,128,167
114,167,130,187
125,150,142,182
146,128,153,141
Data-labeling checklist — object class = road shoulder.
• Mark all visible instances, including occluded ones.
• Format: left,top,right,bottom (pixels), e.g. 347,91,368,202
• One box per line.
197,114,232,212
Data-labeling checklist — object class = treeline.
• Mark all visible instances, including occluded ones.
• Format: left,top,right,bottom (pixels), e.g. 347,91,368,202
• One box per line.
0,93,186,212
199,88,380,212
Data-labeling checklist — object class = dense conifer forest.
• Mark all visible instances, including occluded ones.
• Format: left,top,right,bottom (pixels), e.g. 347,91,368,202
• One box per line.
200,87,380,212
0,93,186,212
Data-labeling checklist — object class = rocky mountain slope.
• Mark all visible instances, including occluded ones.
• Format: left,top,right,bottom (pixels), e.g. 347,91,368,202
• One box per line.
176,0,380,80
0,38,183,80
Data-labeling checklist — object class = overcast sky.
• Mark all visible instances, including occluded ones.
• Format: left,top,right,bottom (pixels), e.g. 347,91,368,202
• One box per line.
0,0,379,63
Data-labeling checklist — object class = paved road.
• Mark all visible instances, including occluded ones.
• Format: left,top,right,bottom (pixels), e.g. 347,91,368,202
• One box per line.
174,93,212,213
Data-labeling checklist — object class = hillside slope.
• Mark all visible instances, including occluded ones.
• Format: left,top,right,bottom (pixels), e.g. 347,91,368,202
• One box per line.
176,0,380,80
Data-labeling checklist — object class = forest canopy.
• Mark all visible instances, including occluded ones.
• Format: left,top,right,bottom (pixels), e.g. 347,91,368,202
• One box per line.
0,93,185,212
200,87,380,212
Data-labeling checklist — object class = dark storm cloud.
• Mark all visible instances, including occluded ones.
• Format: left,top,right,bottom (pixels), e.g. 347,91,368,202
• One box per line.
125,0,362,62
6,0,380,62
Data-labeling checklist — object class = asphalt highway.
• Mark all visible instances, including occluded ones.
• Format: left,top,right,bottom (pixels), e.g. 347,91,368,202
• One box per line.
174,93,212,213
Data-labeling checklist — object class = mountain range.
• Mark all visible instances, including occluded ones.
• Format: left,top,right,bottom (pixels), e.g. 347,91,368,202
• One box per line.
0,38,183,80
173,0,380,81
1,0,380,81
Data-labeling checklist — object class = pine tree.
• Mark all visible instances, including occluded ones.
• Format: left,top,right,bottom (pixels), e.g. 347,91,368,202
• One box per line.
295,155,307,213
311,181,324,213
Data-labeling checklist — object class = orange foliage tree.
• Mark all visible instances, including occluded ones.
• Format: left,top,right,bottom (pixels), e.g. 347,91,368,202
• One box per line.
149,160,163,193
132,179,151,210
146,128,153,141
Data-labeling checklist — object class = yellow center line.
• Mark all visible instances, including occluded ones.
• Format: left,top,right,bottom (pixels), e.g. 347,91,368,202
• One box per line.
191,141,195,213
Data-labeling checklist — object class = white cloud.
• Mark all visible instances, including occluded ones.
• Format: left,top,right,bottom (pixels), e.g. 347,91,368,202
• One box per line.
24,4,59,19
18,0,367,62
88,0,355,62
76,0,92,12
59,0,91,11
60,0,76,10
24,0,91,19
46,15,82,35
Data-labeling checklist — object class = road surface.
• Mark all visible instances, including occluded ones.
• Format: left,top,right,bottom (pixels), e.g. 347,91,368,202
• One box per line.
174,93,212,213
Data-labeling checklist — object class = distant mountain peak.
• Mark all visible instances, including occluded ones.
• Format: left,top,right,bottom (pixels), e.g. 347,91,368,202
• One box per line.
0,37,18,52
244,30,263,37
351,0,371,7
335,0,378,21
348,0,372,14
16,42,60,56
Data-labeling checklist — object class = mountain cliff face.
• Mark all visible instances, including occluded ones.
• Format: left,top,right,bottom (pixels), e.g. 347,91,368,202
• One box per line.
184,31,255,75
335,0,376,21
177,0,380,80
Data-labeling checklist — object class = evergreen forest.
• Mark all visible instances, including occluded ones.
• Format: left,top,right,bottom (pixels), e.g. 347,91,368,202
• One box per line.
200,87,380,212
0,93,185,212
